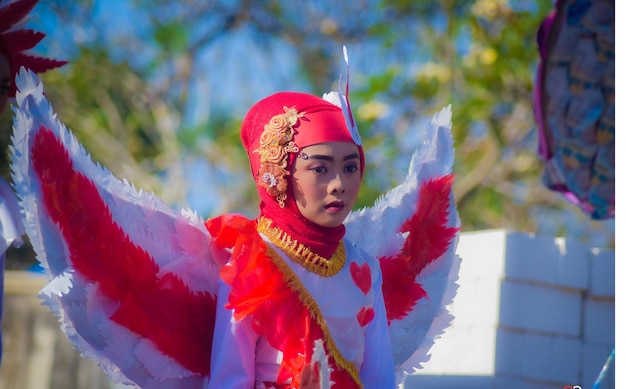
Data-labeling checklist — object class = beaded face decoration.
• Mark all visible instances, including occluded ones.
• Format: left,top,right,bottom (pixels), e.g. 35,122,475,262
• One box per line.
256,106,305,207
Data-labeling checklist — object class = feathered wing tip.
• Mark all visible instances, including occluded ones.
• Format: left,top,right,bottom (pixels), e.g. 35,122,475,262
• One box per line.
410,104,454,181
0,0,67,97
344,105,455,259
431,104,452,127
10,68,220,388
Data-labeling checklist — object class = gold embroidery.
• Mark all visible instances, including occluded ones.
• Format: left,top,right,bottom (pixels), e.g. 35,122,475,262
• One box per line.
257,216,346,277
264,245,363,388
256,106,304,208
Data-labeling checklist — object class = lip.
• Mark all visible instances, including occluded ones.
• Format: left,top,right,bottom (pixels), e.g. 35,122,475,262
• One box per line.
325,200,345,213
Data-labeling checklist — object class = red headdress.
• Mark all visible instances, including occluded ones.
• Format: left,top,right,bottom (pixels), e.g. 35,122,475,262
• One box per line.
241,91,364,258
0,0,67,97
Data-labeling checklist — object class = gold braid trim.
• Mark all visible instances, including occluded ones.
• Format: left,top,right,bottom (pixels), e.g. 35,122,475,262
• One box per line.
264,245,363,389
257,216,346,277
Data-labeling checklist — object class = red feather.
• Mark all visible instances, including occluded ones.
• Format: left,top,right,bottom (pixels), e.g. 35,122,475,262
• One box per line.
401,175,459,274
379,258,427,322
31,127,216,376
380,174,459,321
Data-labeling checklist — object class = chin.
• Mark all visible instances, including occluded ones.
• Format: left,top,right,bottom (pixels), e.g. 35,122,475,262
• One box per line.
319,215,348,228
303,209,349,228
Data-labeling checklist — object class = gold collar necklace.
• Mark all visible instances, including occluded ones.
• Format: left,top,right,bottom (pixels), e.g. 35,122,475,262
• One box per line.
256,217,346,277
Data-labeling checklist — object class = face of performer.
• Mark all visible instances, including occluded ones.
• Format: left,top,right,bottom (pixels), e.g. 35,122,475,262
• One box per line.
0,54,10,113
291,142,361,228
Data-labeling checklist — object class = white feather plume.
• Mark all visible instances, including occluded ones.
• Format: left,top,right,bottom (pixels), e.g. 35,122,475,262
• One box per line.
322,45,362,146
311,339,334,389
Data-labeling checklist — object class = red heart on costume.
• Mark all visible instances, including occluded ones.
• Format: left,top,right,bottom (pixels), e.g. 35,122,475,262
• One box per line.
350,262,371,295
357,307,375,327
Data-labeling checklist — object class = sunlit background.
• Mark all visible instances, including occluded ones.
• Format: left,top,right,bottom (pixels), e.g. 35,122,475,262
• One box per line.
0,1,618,388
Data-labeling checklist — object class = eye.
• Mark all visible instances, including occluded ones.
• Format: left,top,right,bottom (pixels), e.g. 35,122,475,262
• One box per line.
345,163,359,173
311,165,327,174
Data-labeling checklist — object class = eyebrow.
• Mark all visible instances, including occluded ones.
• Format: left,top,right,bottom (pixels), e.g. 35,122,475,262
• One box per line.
309,153,360,162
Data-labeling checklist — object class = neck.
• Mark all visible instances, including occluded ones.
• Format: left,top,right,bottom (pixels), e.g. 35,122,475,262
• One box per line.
257,216,346,277
259,199,345,259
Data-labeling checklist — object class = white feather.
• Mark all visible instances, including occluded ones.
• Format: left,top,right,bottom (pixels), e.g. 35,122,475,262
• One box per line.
311,339,334,389
322,46,362,146
39,270,74,298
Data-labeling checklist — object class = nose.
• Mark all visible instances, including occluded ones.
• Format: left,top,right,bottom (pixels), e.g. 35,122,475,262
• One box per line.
329,172,346,194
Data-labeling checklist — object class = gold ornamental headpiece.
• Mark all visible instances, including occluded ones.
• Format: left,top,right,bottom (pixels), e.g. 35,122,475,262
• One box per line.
255,106,305,207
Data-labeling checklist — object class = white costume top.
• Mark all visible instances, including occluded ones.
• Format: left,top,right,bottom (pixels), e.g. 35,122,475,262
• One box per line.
207,237,396,388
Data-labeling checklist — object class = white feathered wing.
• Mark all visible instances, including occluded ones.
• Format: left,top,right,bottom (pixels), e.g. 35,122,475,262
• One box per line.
10,68,224,388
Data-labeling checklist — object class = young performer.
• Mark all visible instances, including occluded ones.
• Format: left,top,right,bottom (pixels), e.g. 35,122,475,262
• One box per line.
207,91,395,387
9,49,460,387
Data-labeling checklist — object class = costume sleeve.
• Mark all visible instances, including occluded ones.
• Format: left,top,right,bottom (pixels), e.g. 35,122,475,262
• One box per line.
359,263,396,388
206,280,258,389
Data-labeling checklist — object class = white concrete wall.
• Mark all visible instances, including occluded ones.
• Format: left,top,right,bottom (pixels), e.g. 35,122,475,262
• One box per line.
403,229,615,389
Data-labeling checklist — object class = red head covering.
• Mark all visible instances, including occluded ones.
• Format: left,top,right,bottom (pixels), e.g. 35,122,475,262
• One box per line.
0,0,67,97
241,92,364,258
